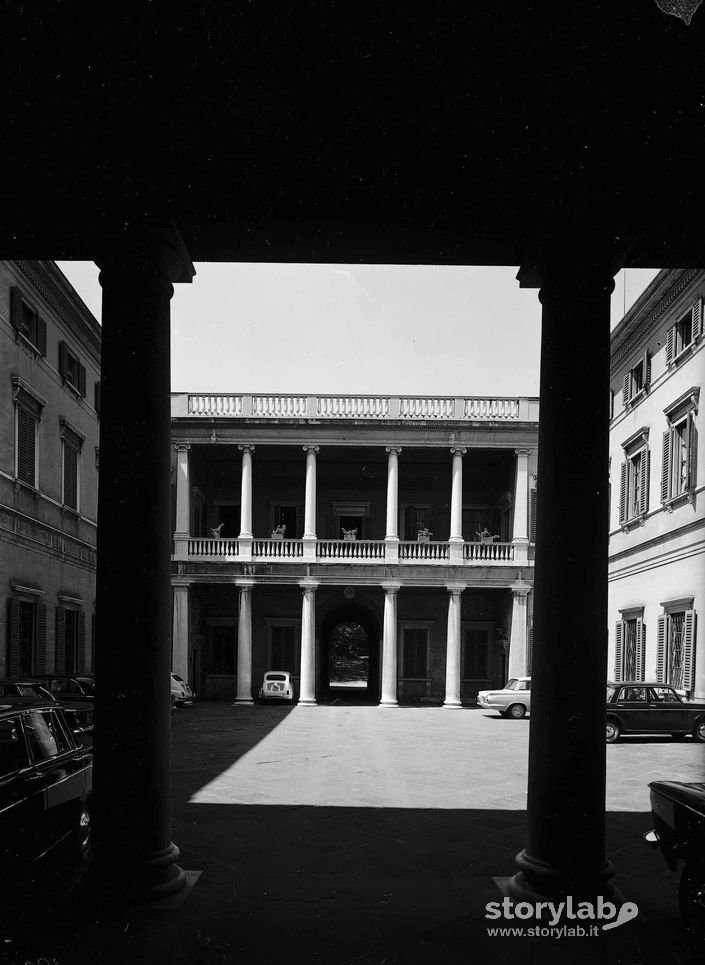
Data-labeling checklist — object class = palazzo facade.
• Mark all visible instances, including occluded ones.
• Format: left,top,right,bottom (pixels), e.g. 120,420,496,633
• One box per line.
609,269,705,699
170,392,538,705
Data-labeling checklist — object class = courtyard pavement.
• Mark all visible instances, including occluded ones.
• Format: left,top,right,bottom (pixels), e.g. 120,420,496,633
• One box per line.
3,702,705,964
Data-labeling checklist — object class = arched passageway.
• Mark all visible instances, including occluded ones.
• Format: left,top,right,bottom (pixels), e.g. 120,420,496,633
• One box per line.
318,604,380,703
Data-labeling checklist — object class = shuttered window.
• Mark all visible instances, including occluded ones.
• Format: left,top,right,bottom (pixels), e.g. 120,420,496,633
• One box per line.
58,340,87,397
657,609,696,693
17,406,37,486
10,286,47,355
661,401,697,504
63,442,79,510
622,349,651,406
666,298,703,364
401,627,428,679
7,597,47,677
56,607,85,673
614,618,645,681
619,445,650,523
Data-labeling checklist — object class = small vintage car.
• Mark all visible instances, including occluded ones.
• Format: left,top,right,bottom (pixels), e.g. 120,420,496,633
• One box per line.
258,670,296,704
171,672,195,706
0,697,93,873
605,681,705,743
476,677,531,718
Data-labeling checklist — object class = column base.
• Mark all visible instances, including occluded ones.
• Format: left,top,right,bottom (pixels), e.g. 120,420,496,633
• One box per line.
508,850,622,905
443,699,463,709
297,698,317,706
379,698,399,707
233,697,254,705
85,841,187,907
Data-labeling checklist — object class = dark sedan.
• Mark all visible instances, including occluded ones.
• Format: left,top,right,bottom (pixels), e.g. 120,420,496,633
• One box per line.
0,697,92,873
606,681,705,743
0,678,93,743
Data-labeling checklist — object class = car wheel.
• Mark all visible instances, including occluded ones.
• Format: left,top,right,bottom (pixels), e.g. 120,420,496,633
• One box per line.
679,863,705,944
507,703,526,720
605,720,620,743
693,721,705,743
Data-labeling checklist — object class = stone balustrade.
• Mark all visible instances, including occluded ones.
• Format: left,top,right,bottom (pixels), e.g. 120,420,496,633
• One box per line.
177,393,537,422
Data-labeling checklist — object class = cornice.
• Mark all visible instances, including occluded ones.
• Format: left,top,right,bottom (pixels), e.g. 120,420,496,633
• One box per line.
611,268,701,372
14,261,101,365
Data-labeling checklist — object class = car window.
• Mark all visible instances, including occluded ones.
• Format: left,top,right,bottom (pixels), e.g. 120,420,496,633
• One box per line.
649,687,682,704
25,710,72,761
620,687,647,702
77,679,95,696
517,681,529,691
266,673,287,681
606,686,618,701
505,679,519,691
0,717,30,777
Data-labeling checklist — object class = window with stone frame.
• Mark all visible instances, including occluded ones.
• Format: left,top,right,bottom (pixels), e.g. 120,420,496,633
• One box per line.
619,428,650,525
666,298,703,364
657,603,696,693
60,418,84,511
7,591,47,677
13,379,45,488
622,349,651,407
614,612,645,681
55,603,86,673
661,389,698,506
10,286,47,355
400,625,430,679
58,340,87,396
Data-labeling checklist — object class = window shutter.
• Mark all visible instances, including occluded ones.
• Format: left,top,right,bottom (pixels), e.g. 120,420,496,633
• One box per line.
614,622,623,681
636,620,645,680
17,407,36,486
10,286,23,332
36,604,47,674
682,610,695,692
640,447,650,515
78,363,87,397
56,606,66,672
666,326,675,364
693,298,703,340
619,462,627,523
94,381,101,415
8,599,21,677
622,372,631,405
643,349,651,389
64,446,78,509
661,430,671,503
59,340,68,378
529,488,537,542
656,615,667,683
527,624,533,675
78,611,86,673
688,415,697,490
34,315,47,355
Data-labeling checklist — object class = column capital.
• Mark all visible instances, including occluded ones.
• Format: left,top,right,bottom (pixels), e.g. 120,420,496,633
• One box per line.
171,579,192,590
445,584,466,596
299,580,320,591
238,444,256,453
97,221,196,286
512,586,531,599
385,446,402,455
381,582,401,594
174,443,191,452
303,445,320,454
450,446,467,457
235,579,256,589
515,448,533,457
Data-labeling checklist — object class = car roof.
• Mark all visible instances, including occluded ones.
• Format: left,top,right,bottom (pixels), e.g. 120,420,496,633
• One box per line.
607,681,668,687
0,696,63,713
0,678,53,685
264,670,292,676
32,673,94,680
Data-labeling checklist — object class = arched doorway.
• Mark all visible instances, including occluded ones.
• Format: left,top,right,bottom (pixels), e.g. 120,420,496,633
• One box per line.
318,603,380,703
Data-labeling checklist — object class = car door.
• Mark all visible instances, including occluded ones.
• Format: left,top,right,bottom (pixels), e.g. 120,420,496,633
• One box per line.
647,687,688,734
0,714,47,865
616,686,651,732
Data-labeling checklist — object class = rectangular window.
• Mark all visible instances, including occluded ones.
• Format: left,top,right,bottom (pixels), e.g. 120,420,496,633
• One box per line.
619,431,650,525
10,286,47,355
622,349,651,406
55,605,85,673
401,627,429,679
661,398,697,505
666,300,702,363
63,441,79,510
657,609,696,692
58,340,87,397
614,617,645,681
462,625,491,679
8,596,47,678
16,406,37,486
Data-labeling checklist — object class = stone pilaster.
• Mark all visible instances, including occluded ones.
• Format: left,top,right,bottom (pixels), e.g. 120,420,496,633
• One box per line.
234,582,254,704
380,584,400,707
443,586,464,708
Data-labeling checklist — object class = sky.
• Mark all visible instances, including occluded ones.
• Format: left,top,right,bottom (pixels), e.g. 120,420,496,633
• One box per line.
57,262,660,398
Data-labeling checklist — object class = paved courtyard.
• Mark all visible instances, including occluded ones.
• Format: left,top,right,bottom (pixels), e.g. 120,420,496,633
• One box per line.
5,703,705,964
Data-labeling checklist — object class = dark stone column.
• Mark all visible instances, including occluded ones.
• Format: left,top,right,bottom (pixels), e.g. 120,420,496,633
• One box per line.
509,247,618,902
91,228,194,902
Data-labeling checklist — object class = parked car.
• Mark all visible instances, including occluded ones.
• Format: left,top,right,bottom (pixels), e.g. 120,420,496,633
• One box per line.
477,677,531,718
33,674,95,702
606,681,705,743
0,679,93,742
258,670,295,704
0,697,92,873
171,672,195,706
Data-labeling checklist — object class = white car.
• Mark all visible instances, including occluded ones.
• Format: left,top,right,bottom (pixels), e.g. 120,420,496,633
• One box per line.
259,670,295,703
477,677,531,718
171,672,195,706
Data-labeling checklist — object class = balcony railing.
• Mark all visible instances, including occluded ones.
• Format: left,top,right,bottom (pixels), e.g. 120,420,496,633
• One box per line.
175,392,538,422
181,538,520,564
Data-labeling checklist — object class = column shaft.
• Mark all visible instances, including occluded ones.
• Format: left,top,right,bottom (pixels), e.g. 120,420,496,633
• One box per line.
449,448,466,542
299,585,317,705
174,445,191,534
385,447,401,539
443,588,463,708
239,446,254,538
303,446,318,538
507,589,529,679
510,252,616,902
380,587,399,706
235,585,254,703
172,584,190,683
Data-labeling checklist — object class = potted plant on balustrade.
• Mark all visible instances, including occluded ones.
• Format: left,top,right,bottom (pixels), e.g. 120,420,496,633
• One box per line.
475,527,499,544
271,524,286,540
417,527,433,543
342,527,357,541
